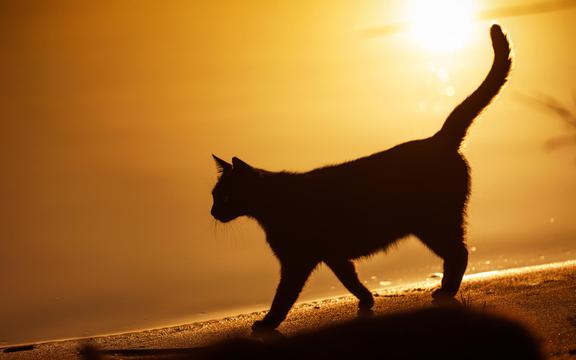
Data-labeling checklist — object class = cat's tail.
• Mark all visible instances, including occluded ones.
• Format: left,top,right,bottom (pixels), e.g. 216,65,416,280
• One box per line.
434,24,512,150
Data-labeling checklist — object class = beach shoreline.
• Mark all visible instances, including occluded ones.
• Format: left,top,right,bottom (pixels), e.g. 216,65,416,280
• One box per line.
2,260,575,359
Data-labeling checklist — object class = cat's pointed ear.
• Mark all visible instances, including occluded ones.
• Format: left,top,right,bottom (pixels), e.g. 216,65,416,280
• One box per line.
212,154,232,173
232,157,254,174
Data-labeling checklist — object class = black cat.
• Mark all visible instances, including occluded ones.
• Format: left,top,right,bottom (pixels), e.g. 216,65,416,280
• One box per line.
211,25,512,331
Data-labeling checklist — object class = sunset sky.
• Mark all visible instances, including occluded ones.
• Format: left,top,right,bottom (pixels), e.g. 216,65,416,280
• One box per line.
1,0,575,345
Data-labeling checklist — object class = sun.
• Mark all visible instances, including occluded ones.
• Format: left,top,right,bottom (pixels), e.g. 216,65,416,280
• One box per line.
407,0,476,51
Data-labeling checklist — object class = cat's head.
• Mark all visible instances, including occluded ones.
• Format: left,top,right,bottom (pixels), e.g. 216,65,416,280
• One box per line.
210,155,261,223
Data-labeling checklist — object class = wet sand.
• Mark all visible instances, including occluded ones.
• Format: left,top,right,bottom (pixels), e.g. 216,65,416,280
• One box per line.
2,260,575,359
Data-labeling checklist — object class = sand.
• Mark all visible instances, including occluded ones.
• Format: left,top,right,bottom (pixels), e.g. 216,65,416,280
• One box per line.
1,260,575,359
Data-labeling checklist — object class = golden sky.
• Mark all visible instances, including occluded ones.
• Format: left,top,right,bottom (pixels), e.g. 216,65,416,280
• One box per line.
1,0,575,344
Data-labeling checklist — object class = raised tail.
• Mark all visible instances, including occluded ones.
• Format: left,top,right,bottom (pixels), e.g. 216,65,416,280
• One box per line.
434,24,512,150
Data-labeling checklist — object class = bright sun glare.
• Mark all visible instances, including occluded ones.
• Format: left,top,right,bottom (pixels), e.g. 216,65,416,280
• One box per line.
408,0,476,51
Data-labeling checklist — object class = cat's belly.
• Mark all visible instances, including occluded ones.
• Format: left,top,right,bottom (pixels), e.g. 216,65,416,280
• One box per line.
290,196,464,260
293,220,410,260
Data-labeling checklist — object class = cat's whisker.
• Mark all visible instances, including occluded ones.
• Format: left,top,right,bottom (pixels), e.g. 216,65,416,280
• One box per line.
212,218,224,241
212,218,218,235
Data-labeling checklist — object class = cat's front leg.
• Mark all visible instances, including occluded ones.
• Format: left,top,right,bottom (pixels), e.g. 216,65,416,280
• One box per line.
252,261,317,331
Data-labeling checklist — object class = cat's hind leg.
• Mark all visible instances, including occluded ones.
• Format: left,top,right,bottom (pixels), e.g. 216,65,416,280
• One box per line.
418,227,468,299
326,259,374,310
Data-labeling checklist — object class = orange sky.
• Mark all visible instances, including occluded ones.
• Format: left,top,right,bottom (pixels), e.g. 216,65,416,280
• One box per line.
1,0,575,345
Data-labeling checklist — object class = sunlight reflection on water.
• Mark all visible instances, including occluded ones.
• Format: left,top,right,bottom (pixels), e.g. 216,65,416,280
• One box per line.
369,259,576,296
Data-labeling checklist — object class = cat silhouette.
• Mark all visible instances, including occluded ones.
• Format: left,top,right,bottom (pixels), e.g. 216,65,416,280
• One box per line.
211,24,512,331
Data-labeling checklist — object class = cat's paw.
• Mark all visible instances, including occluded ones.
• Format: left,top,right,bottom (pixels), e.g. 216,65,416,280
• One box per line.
357,307,374,318
359,295,374,310
432,288,456,299
431,289,461,307
251,319,278,332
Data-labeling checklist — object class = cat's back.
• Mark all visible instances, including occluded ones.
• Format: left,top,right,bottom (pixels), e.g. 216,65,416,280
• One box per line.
304,136,468,185
289,136,470,223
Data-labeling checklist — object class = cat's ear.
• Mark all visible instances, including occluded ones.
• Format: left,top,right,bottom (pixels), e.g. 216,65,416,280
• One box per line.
212,154,232,173
232,157,254,174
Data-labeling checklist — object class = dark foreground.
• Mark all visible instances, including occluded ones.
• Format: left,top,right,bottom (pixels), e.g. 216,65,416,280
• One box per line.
2,260,575,359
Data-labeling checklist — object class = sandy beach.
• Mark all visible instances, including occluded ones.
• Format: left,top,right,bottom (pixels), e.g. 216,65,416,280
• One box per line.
1,260,574,359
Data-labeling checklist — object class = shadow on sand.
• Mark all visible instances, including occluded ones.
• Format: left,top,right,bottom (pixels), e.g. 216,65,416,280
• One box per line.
82,307,543,360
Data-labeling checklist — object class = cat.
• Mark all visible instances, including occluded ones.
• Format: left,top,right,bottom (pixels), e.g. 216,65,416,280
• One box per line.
210,24,512,331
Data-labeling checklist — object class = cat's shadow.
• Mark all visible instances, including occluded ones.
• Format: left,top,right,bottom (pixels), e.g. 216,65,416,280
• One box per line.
216,307,542,360
81,307,542,360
